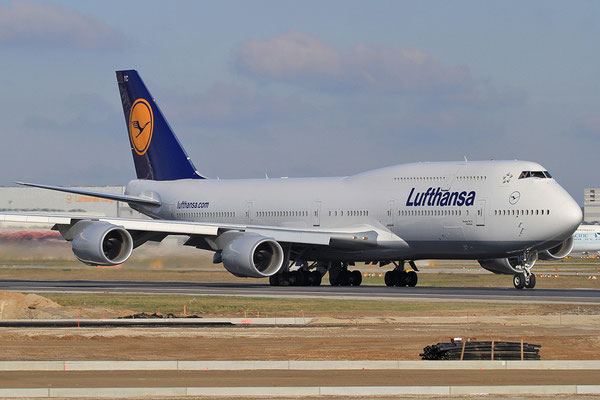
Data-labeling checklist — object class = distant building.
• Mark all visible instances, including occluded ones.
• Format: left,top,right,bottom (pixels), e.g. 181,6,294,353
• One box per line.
0,185,145,229
584,188,600,223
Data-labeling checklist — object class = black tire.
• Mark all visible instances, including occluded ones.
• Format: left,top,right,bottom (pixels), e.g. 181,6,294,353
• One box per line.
295,271,307,286
384,271,395,287
311,271,322,286
525,273,536,289
351,270,362,286
269,274,280,286
395,271,408,287
513,273,526,289
329,271,339,286
280,273,290,286
340,270,351,286
406,270,418,287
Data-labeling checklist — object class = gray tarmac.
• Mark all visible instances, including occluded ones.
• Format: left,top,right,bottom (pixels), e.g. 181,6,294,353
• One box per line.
1,279,599,304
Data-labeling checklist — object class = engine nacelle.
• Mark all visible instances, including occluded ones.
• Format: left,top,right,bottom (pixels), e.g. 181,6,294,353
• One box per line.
68,221,133,266
538,236,574,260
220,232,284,278
478,257,522,275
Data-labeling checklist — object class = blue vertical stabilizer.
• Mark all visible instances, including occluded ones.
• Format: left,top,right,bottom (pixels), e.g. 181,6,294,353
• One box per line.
116,69,205,180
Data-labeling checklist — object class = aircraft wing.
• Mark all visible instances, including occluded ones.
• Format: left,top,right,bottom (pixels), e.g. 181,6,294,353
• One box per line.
15,182,161,207
0,212,405,248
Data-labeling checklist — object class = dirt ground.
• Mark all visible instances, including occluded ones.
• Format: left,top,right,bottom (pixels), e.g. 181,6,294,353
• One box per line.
1,291,600,361
2,317,600,361
2,369,600,388
0,291,133,319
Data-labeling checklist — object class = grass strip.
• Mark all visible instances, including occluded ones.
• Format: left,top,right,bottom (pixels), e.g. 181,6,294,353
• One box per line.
39,293,600,318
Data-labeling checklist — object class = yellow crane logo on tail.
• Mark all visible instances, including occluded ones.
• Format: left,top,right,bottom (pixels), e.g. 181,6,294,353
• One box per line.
129,99,154,155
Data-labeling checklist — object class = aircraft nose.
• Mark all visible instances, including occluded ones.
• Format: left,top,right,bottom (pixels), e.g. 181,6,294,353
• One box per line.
557,196,582,237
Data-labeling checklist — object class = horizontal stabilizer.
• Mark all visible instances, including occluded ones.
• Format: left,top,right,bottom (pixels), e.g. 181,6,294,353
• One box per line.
15,182,161,207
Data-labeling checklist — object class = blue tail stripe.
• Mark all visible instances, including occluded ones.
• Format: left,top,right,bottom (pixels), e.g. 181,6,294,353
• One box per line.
116,69,205,181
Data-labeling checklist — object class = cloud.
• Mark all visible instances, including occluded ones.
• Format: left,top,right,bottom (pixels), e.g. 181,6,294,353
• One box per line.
161,84,311,129
235,31,471,93
0,0,125,49
235,31,526,109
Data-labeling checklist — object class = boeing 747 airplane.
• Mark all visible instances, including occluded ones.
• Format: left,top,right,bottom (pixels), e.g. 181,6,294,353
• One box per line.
0,70,582,289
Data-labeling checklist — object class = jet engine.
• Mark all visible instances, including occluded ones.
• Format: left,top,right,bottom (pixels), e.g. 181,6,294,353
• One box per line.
220,232,284,278
68,221,133,266
538,236,574,260
478,257,522,275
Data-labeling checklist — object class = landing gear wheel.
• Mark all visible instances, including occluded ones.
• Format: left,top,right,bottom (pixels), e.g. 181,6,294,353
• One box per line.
269,274,280,286
525,274,536,289
395,270,408,287
339,270,351,286
384,271,395,287
295,271,308,286
309,271,322,286
406,271,418,287
513,273,526,289
350,270,362,286
329,272,339,286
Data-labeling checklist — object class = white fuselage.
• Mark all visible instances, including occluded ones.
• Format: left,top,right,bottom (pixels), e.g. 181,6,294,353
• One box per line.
572,225,600,254
125,160,582,261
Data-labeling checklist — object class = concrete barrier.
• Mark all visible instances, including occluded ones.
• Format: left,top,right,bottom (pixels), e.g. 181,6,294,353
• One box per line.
65,361,179,371
319,386,449,395
187,387,320,396
0,385,598,397
449,385,578,395
578,385,600,394
0,388,49,397
49,387,188,398
178,360,289,370
2,359,600,371
0,361,64,371
0,317,312,326
288,360,400,370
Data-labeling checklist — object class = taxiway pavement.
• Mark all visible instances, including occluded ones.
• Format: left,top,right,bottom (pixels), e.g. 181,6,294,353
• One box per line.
1,279,599,304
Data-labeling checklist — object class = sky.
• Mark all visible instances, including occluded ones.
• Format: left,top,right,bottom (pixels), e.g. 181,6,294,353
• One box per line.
0,0,598,203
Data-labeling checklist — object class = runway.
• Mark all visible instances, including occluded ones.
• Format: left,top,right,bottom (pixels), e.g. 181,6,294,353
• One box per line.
1,279,599,304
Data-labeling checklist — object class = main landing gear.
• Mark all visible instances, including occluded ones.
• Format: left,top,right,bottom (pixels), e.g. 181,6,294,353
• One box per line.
328,262,363,286
384,260,418,287
269,270,322,286
269,261,325,287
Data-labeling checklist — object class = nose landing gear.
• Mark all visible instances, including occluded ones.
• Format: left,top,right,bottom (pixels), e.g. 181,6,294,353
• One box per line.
513,252,537,289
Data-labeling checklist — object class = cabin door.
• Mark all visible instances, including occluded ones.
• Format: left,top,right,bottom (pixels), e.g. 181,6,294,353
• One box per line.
387,200,395,227
312,201,322,227
476,200,486,226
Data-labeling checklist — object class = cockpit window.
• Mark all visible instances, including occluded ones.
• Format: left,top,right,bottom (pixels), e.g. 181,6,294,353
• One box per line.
518,171,552,179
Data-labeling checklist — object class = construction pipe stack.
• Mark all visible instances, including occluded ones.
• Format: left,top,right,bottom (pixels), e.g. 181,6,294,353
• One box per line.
421,341,541,360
